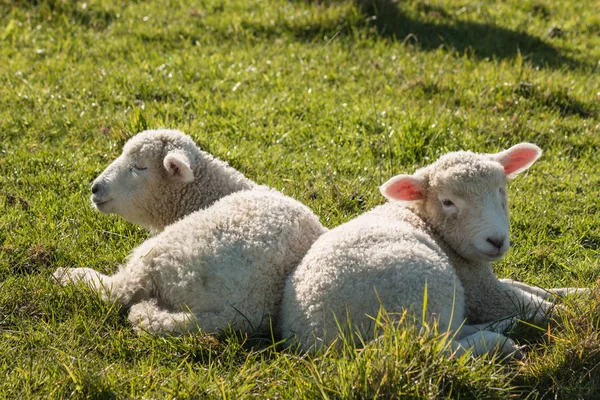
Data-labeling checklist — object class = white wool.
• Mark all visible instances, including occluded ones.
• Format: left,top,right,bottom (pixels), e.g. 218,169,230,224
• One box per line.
54,130,326,334
279,143,582,356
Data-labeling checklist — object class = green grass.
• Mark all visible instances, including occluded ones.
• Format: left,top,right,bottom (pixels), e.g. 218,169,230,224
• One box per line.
1,0,600,397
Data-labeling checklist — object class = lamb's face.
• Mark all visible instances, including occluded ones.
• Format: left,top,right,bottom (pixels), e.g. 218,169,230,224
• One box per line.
90,130,196,230
424,158,510,262
380,143,542,263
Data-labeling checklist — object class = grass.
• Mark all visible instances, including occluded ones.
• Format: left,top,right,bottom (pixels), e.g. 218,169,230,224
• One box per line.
1,0,599,397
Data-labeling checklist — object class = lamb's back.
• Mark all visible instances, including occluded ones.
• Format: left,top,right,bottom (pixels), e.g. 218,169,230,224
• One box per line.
137,189,325,319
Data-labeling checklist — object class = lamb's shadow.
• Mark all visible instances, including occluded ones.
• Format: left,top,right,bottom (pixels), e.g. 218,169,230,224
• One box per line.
295,0,584,70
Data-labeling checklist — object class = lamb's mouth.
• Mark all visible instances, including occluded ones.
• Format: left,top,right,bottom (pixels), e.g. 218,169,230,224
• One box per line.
480,250,506,261
93,199,112,208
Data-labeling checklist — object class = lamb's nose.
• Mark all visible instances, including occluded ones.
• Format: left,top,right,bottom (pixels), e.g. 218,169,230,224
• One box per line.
91,183,100,194
486,237,505,249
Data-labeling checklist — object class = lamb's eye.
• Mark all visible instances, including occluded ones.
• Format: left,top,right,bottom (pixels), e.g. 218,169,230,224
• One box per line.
441,199,454,207
132,165,147,171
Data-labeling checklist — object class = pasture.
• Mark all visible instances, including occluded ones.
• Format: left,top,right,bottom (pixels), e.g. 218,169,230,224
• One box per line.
1,0,599,397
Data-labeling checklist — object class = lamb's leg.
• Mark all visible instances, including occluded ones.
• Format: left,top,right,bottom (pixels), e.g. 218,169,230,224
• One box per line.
497,284,563,325
53,267,114,295
128,300,239,335
463,280,556,325
499,279,589,300
128,300,198,334
53,260,152,307
451,328,523,359
462,318,517,335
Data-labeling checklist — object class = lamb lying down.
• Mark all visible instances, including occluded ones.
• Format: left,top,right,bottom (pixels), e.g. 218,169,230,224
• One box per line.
54,129,326,334
279,143,586,356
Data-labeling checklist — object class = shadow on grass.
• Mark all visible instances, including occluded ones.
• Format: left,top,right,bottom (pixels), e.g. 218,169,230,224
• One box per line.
16,0,587,70
11,0,117,30
514,82,596,118
285,0,585,70
361,0,578,68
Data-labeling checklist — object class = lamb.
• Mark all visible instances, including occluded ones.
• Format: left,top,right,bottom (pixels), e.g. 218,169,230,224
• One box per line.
53,129,326,335
279,143,583,355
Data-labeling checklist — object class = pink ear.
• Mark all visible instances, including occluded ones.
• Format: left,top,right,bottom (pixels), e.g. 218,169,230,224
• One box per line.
164,152,194,183
380,175,427,201
493,143,542,177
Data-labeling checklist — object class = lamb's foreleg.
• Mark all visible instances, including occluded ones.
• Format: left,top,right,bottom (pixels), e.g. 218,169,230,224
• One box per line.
128,299,198,334
495,284,561,325
499,278,589,300
53,267,114,296
128,300,244,335
461,318,517,335
452,328,523,359
53,260,152,307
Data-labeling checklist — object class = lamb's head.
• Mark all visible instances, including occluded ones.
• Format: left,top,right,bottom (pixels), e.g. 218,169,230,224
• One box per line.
90,129,200,231
380,143,542,262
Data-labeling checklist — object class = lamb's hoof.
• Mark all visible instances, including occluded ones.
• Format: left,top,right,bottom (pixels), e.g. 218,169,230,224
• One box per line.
52,267,72,285
495,337,525,360
512,345,527,361
128,300,158,334
504,344,526,361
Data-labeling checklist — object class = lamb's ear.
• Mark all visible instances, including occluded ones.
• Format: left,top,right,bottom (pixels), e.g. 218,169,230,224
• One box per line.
492,143,542,178
380,174,427,202
164,151,194,183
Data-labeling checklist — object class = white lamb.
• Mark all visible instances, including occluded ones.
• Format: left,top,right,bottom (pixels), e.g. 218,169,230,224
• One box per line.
279,143,583,356
53,129,326,334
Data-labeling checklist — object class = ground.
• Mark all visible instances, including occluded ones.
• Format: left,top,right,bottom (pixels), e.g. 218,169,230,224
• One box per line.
1,0,599,398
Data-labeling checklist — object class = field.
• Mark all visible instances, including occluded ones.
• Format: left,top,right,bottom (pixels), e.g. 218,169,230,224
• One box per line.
1,0,600,398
